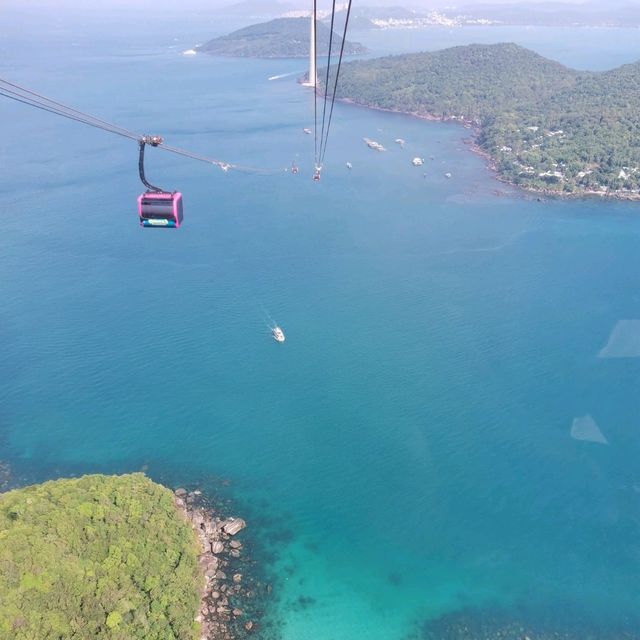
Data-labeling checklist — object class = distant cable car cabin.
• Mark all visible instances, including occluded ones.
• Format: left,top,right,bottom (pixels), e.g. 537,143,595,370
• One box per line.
137,135,183,228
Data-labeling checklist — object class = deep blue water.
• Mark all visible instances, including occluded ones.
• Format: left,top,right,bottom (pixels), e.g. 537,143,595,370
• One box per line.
2,8,640,640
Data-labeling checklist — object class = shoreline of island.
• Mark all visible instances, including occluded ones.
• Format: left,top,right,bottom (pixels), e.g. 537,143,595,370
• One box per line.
0,472,271,640
337,97,640,202
172,486,263,640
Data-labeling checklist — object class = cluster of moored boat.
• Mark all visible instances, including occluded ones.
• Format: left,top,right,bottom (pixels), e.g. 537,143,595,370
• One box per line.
296,128,452,176
361,136,451,176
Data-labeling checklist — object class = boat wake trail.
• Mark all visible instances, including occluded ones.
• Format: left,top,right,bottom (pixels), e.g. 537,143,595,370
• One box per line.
268,72,298,81
260,305,277,330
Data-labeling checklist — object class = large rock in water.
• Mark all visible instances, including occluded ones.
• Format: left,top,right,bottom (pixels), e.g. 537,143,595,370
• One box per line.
211,541,225,554
221,518,246,536
196,18,367,59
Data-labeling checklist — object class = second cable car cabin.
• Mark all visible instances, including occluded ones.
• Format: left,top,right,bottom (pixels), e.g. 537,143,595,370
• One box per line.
137,135,184,228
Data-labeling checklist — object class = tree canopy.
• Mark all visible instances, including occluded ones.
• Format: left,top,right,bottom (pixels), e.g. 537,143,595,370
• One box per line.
336,43,640,195
0,473,201,640
198,17,367,58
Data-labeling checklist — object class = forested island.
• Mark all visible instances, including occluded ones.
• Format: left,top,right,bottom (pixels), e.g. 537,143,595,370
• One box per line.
198,17,367,58
335,43,640,197
0,474,254,639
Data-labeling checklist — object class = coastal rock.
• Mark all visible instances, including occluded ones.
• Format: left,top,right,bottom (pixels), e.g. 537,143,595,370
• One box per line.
205,566,218,578
221,518,246,536
198,553,215,565
245,621,254,632
191,511,205,528
211,541,225,554
178,495,257,640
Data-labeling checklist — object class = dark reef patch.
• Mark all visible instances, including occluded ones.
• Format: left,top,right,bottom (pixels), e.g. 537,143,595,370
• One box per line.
407,603,640,640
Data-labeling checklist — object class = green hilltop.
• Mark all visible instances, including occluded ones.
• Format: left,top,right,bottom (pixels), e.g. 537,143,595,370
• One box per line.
0,474,202,640
335,43,640,196
197,17,367,58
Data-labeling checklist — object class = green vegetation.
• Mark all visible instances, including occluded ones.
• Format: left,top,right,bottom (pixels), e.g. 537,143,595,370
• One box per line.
336,43,640,196
197,17,367,58
0,474,202,640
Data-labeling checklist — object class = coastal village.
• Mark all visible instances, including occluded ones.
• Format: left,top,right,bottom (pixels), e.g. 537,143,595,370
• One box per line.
495,125,640,197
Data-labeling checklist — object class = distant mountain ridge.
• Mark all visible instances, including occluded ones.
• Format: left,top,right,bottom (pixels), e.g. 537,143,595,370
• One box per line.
327,2,640,29
197,17,367,58
217,1,640,28
336,43,640,197
453,2,640,27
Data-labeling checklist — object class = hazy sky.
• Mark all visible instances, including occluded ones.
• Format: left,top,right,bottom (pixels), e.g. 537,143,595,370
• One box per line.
6,0,627,9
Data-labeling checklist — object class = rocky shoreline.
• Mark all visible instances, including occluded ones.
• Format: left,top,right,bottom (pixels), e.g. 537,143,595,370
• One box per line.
337,98,640,202
173,487,266,640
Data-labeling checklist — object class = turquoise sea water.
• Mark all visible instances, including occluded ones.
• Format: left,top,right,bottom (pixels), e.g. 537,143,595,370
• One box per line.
2,8,640,639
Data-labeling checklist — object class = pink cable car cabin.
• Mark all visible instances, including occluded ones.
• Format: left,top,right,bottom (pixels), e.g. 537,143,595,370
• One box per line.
137,135,184,228
138,192,183,228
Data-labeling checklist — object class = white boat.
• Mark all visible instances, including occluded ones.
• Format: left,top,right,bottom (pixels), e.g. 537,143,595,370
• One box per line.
272,326,285,343
303,128,312,135
346,162,353,170
364,138,386,151
445,172,452,178
395,138,406,146
182,49,197,56
412,157,424,166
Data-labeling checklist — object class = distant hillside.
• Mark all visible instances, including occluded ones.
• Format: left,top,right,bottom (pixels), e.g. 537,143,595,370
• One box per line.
335,43,640,197
453,2,640,27
329,5,464,29
197,17,367,58
328,6,422,29
323,2,640,29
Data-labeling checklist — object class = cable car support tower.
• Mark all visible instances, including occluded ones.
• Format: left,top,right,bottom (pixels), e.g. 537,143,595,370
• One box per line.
303,0,318,88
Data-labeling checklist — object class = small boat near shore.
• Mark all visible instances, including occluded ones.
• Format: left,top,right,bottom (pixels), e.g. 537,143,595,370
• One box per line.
272,326,285,343
364,138,386,151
